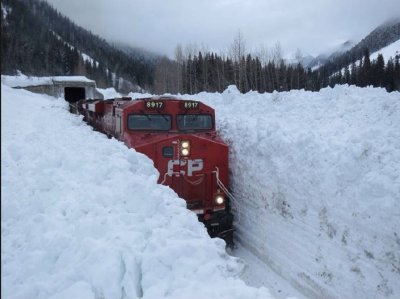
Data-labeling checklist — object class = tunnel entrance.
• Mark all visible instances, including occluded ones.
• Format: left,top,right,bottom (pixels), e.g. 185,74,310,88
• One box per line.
64,87,86,103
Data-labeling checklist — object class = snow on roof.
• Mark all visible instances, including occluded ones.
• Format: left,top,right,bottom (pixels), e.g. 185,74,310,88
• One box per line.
1,73,95,88
52,76,95,84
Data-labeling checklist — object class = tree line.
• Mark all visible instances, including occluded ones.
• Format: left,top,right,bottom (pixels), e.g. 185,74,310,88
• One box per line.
153,44,399,94
153,51,310,94
328,49,400,91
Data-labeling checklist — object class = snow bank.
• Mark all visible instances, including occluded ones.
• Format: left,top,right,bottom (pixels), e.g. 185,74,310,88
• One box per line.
1,83,274,299
97,87,122,99
102,84,400,298
184,85,399,299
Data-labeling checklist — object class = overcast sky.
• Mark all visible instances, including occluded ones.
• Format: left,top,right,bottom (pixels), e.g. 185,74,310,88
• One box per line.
45,0,399,58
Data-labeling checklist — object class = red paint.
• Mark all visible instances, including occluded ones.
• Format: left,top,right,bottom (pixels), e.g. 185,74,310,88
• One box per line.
74,96,232,238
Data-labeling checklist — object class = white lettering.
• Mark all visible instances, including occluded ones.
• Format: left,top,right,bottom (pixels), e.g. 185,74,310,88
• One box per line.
188,159,203,176
167,160,180,175
167,159,204,176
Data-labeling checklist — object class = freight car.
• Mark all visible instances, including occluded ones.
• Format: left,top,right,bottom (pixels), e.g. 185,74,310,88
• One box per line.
73,96,233,245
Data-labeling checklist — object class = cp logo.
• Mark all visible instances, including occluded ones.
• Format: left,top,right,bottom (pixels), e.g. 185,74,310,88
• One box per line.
167,159,203,176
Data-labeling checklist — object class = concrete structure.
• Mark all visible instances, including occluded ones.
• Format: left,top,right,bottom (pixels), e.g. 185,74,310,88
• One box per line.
15,76,104,103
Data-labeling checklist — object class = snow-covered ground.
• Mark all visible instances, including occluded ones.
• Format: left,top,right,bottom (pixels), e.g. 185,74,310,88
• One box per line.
2,74,400,299
1,80,274,299
234,245,307,299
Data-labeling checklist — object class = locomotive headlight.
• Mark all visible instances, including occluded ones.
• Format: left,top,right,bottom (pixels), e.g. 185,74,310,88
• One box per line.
215,195,225,205
181,140,190,156
181,141,190,149
181,148,190,156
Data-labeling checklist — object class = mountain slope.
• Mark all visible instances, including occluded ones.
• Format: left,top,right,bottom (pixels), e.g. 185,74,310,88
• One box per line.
306,40,357,69
352,18,400,58
309,18,400,71
1,0,156,91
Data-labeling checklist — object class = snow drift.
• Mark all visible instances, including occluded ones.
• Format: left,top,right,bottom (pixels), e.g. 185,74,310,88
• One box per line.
181,85,399,299
1,81,274,299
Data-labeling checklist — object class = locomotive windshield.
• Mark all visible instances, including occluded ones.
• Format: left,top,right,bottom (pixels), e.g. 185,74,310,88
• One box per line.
128,114,171,131
177,114,212,131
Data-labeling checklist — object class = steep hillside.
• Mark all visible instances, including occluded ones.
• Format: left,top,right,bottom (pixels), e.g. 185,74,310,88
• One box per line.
352,18,400,57
314,19,400,75
307,40,357,69
1,0,155,91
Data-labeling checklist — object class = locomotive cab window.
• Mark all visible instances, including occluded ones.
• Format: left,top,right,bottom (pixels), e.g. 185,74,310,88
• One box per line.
128,114,171,131
177,114,213,131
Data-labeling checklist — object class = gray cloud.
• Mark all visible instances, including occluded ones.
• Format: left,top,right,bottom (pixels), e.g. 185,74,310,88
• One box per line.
45,0,399,58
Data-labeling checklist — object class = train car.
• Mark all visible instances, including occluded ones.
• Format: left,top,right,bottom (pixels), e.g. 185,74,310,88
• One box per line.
73,96,233,244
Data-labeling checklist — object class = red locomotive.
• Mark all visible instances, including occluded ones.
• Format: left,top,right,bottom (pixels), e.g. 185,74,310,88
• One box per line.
73,96,233,244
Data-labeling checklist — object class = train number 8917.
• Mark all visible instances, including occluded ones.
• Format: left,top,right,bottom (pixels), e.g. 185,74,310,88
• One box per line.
145,101,164,109
183,101,199,109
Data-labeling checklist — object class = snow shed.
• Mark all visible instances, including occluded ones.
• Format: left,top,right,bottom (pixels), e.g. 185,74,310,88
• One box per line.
16,76,104,103
64,86,86,103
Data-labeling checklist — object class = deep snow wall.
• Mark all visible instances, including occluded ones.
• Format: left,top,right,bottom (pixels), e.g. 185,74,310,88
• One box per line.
1,82,275,299
184,85,400,299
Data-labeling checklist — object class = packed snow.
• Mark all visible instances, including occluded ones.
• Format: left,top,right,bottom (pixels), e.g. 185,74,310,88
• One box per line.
178,85,400,299
2,74,400,299
1,80,274,299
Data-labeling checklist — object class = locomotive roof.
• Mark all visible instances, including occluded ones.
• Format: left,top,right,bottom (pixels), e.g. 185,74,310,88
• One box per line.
135,95,182,101
104,96,215,113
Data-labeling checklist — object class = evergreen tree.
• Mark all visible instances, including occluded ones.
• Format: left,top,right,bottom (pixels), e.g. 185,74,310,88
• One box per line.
373,54,385,87
384,58,395,92
344,66,351,84
350,62,357,85
360,48,371,87
394,57,400,91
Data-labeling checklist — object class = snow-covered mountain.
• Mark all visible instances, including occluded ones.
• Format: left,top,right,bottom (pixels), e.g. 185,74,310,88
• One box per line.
284,51,315,67
1,0,155,92
306,18,400,70
286,39,358,69
307,40,357,69
332,39,400,78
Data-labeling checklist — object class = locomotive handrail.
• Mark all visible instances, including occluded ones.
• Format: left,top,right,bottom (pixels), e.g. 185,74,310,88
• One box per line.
213,167,240,225
161,168,240,220
160,172,175,185
160,171,187,184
